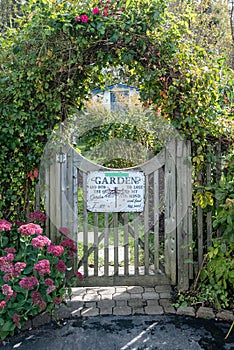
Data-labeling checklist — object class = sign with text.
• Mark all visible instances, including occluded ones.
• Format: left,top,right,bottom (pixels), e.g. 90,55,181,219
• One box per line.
87,171,145,212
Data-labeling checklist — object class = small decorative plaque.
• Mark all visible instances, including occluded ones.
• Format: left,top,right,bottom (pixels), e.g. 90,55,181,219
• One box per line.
87,171,145,212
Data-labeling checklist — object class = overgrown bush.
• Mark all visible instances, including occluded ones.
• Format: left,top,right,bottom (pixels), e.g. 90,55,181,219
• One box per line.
0,213,83,340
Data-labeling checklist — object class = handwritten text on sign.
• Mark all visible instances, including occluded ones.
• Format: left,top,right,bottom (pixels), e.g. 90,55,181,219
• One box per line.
87,171,145,212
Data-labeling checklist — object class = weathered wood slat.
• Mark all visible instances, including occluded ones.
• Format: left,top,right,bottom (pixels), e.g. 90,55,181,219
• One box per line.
187,141,193,280
164,139,176,283
144,175,149,275
133,213,139,275
82,172,89,277
94,213,98,276
104,213,109,276
197,171,203,268
153,170,159,273
114,213,118,276
123,213,129,275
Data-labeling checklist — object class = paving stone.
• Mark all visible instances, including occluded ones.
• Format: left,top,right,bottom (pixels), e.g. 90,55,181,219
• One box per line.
144,287,156,293
98,300,115,315
115,287,127,293
81,307,100,317
196,307,215,319
115,300,128,306
98,300,115,308
216,310,234,322
129,293,143,299
132,307,145,315
83,294,101,301
32,312,51,327
84,301,97,308
146,299,159,306
113,292,130,300
98,287,116,295
176,306,196,317
155,285,172,293
144,305,164,315
159,300,176,314
159,292,171,299
71,287,86,296
53,305,74,319
128,298,147,308
127,286,144,294
113,306,131,316
142,292,160,300
100,293,113,301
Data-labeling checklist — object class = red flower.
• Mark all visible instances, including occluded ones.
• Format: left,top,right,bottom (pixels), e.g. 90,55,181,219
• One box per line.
80,14,89,22
75,271,84,280
0,220,12,231
28,210,47,223
12,314,20,327
56,260,67,272
92,7,99,15
0,301,6,310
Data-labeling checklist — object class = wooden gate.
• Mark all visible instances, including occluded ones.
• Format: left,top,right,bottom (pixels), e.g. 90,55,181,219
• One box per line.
42,139,193,289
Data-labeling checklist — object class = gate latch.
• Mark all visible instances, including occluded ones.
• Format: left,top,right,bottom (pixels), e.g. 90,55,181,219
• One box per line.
56,153,67,163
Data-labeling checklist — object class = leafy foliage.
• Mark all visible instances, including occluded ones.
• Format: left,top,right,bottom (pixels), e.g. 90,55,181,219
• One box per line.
0,214,83,340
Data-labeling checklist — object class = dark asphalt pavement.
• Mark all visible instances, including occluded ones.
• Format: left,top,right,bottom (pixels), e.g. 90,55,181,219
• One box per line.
1,314,234,350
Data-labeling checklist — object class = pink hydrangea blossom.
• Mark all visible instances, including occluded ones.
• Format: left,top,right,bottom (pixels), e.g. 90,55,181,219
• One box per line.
0,257,13,273
46,285,56,294
19,276,39,290
34,260,50,276
0,301,6,310
12,313,20,327
2,284,14,297
14,262,26,273
0,220,12,231
5,253,14,263
47,244,64,257
44,278,54,286
4,248,16,254
80,14,89,22
53,298,62,305
18,223,43,236
31,291,46,310
56,260,67,272
92,7,99,15
28,210,47,223
32,235,51,248
75,271,84,280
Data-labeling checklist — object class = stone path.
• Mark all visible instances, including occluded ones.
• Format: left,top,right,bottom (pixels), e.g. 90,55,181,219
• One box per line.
25,285,233,329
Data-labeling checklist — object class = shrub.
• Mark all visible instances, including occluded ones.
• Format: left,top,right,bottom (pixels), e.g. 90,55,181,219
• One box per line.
0,214,83,340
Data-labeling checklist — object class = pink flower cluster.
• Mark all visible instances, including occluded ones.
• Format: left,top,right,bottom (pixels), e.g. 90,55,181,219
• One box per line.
56,260,67,272
45,278,56,294
47,244,64,257
34,260,50,276
61,237,77,258
12,314,20,327
32,235,51,248
2,284,14,297
0,301,6,310
19,276,39,290
28,210,47,223
75,7,100,23
75,271,84,280
0,219,12,231
3,262,26,282
31,291,46,310
18,223,43,236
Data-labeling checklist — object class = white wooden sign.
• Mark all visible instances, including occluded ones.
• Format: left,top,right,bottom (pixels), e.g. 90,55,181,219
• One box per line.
87,171,145,212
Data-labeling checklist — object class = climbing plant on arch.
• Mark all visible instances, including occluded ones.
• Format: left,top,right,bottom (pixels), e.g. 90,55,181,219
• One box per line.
0,0,233,219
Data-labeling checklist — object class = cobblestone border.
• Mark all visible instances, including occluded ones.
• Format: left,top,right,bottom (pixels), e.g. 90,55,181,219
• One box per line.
21,287,234,330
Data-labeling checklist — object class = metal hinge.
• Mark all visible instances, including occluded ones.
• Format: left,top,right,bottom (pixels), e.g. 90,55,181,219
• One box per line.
56,153,67,163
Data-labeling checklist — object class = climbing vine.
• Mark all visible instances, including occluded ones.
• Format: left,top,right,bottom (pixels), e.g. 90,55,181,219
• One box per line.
0,0,233,219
